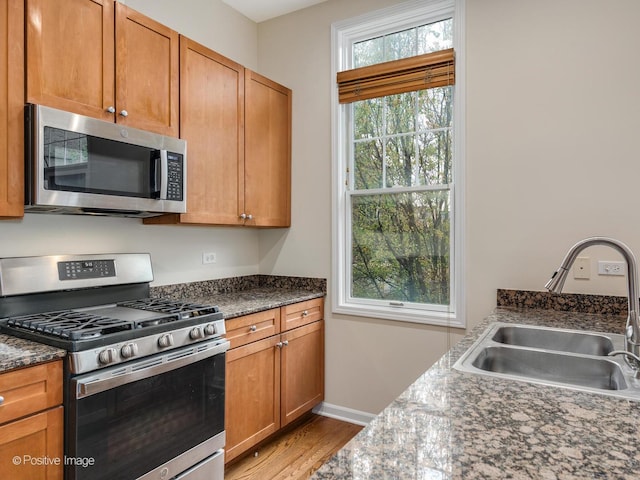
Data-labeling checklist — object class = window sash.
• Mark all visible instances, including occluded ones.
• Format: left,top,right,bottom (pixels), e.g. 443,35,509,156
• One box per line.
337,48,455,103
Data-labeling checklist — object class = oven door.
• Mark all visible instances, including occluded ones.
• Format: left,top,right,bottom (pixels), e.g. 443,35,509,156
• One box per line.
67,338,229,480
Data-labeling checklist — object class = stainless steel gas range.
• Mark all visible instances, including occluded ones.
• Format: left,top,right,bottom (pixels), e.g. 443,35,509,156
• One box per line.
0,253,229,480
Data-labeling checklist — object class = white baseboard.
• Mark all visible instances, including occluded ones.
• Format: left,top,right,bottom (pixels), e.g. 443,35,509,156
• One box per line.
312,402,376,426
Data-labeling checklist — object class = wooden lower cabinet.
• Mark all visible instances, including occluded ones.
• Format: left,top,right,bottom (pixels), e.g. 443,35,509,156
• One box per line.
225,299,324,464
0,407,63,480
281,320,324,427
225,335,281,462
0,360,63,480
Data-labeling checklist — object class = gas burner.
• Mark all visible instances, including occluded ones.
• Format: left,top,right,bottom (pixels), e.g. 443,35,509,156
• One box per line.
119,298,220,319
7,311,133,340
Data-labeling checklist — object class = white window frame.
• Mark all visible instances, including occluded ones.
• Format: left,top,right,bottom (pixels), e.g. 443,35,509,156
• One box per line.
331,0,466,328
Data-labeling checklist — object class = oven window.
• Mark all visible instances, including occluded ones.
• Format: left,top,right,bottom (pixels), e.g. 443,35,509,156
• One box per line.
69,353,225,480
43,126,159,198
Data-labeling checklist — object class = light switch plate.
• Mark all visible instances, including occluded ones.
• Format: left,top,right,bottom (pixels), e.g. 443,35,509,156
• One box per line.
573,257,590,279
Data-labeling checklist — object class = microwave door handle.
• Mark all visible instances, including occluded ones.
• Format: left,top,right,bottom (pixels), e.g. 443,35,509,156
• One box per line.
159,150,168,200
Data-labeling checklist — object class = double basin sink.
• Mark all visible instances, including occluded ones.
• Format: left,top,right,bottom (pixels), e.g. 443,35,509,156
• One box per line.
454,323,640,400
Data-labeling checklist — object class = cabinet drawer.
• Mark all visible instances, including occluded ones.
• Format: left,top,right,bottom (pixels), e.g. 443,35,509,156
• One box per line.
226,308,280,349
0,361,63,425
281,298,324,331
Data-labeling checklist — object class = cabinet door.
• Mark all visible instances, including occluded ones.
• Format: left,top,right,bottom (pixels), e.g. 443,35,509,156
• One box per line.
280,321,324,427
0,0,24,218
115,3,179,136
26,0,115,121
244,70,291,227
0,406,64,480
176,37,244,224
225,336,281,463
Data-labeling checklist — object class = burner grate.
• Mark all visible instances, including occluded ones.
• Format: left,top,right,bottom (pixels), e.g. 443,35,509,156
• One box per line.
7,311,133,340
118,298,220,318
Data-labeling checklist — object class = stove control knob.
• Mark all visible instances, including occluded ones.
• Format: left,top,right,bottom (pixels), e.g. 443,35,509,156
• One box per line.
158,333,174,348
189,327,204,340
204,324,217,336
98,348,118,365
121,343,138,359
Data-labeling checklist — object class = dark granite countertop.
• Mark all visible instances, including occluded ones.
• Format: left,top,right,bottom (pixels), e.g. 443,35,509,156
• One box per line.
187,288,325,319
0,334,66,373
311,306,640,479
151,274,326,319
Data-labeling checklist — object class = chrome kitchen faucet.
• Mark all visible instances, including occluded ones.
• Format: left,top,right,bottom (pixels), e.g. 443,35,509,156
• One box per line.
545,237,640,371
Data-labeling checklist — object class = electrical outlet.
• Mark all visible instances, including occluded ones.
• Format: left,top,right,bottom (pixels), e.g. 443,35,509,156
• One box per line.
573,256,590,279
598,260,625,276
202,252,217,264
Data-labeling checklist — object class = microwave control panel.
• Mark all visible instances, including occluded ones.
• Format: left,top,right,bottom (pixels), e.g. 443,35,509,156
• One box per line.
166,153,184,201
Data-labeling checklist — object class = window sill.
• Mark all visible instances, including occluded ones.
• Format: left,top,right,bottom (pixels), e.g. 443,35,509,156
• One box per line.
332,302,465,328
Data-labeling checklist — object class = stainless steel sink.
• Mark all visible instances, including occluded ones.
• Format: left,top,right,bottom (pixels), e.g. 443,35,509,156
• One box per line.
454,322,640,400
491,325,615,355
471,346,627,391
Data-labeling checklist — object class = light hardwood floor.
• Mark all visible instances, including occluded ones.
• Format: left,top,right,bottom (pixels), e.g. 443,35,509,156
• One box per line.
224,414,363,480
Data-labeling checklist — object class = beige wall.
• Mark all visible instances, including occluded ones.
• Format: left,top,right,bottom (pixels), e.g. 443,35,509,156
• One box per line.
257,0,640,414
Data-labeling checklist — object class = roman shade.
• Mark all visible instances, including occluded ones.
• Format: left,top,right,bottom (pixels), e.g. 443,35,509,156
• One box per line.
337,47,455,104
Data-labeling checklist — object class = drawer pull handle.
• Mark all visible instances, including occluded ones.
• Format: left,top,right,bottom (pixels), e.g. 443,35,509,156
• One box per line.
302,310,309,317
249,325,257,332
283,340,289,347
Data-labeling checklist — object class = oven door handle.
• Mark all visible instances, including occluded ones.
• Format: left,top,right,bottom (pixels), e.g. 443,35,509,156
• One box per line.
73,339,229,399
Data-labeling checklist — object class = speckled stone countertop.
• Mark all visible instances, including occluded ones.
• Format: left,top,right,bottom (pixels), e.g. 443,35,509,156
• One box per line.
152,274,326,319
0,334,66,373
312,306,640,479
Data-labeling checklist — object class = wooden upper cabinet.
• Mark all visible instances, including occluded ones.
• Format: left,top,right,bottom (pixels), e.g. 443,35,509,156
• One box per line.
26,0,178,136
26,0,115,121
0,0,24,218
146,36,244,225
243,70,292,227
115,3,179,136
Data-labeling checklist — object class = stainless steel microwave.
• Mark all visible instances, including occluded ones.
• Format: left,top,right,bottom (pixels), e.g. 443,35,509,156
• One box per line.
25,104,187,218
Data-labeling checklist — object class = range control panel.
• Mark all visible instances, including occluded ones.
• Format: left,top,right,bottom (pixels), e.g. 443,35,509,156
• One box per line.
58,259,116,281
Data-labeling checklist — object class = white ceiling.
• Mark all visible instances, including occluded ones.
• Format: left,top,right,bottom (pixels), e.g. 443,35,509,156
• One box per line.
222,0,329,23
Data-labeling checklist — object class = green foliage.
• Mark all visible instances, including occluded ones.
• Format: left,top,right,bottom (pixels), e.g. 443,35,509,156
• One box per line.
350,86,453,306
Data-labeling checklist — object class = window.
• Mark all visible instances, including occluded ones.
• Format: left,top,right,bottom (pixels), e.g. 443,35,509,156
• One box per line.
332,0,465,327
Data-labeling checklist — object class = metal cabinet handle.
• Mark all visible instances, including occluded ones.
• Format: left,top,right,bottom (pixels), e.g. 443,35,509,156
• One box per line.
119,109,128,117
249,325,257,332
276,342,283,348
283,340,289,347
106,106,116,113
240,213,254,221
246,214,253,220
0,395,4,405
302,310,309,317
